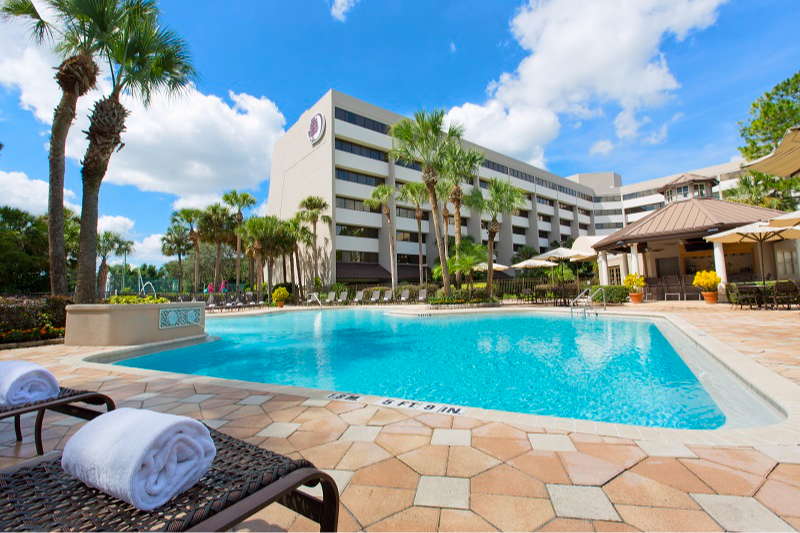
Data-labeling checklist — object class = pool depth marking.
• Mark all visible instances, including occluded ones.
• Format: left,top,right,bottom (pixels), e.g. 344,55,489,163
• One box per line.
324,392,465,416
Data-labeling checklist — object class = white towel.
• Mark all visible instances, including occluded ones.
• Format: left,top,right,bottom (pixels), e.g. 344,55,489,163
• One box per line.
62,408,216,511
0,360,59,408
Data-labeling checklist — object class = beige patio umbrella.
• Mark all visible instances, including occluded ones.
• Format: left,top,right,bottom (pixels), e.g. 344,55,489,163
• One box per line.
511,258,558,269
475,262,510,271
768,210,800,228
534,247,585,262
745,126,800,178
705,222,800,284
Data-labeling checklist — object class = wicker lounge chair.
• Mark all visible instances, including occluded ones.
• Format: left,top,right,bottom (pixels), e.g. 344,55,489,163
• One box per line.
0,427,339,532
0,388,115,455
773,281,799,310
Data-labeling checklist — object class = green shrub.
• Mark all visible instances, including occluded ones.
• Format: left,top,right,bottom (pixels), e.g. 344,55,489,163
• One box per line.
107,295,170,304
272,287,290,303
330,282,348,295
273,282,294,294
589,285,629,303
0,296,72,332
1,326,65,345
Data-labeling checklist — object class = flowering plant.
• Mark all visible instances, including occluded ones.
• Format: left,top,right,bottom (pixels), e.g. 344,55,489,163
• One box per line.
272,287,290,303
693,270,721,292
623,273,645,293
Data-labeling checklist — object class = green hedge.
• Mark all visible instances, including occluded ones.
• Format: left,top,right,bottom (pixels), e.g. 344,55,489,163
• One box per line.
589,285,629,303
1,326,65,345
0,296,72,333
107,295,170,304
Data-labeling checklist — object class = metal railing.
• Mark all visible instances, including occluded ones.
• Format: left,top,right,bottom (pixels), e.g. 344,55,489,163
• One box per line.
570,286,606,317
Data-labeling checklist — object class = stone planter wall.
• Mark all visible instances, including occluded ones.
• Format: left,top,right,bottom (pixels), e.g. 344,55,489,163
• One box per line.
65,302,206,346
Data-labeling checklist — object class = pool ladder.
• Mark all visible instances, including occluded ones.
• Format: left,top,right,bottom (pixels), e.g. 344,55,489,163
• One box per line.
570,287,606,318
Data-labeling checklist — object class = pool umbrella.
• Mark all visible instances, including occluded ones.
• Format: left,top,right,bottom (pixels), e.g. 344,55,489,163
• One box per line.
705,222,800,284
768,210,800,228
745,126,800,178
511,258,558,269
475,262,510,271
533,247,584,285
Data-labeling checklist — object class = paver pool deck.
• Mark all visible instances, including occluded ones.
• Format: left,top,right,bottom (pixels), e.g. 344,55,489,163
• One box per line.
2,301,800,532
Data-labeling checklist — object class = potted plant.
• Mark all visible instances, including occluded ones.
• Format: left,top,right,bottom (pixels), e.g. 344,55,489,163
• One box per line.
624,273,646,303
693,270,722,304
272,287,290,308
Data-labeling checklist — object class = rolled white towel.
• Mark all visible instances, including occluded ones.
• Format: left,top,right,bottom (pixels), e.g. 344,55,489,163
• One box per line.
0,360,59,408
62,408,216,511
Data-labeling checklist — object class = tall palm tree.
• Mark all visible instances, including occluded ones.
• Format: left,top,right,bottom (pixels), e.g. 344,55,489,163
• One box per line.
1,0,118,295
173,208,202,292
443,143,484,286
435,178,453,264
298,196,331,283
239,217,264,295
115,237,134,292
198,203,234,289
161,223,191,292
451,241,488,295
222,189,256,293
725,172,799,211
464,178,526,297
287,215,313,299
74,1,196,303
364,185,398,291
96,231,130,299
397,181,428,285
390,110,464,295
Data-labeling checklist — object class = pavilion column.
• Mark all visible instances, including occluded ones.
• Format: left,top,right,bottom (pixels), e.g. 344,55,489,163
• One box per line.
795,239,800,277
620,253,629,278
630,244,641,275
599,251,610,286
713,241,728,301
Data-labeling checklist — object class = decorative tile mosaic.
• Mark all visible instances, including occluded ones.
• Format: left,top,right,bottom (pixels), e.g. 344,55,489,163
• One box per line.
158,307,203,329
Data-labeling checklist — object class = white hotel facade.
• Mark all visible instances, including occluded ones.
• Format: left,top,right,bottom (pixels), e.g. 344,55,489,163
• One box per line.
266,90,746,284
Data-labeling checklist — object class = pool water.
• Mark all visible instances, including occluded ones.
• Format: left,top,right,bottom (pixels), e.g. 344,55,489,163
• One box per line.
117,310,727,429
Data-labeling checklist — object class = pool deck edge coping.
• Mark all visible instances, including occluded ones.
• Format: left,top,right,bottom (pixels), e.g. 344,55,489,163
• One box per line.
60,305,800,448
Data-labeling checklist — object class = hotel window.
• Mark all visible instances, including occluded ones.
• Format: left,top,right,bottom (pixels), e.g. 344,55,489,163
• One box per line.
335,196,380,213
558,203,574,212
664,190,673,202
479,180,489,189
482,159,509,174
693,183,707,198
596,222,624,230
335,168,384,187
397,254,426,265
559,218,571,227
512,226,526,236
536,196,555,207
626,203,664,215
396,206,428,220
623,189,657,200
538,214,552,223
396,231,420,242
579,223,589,231
336,251,379,263
676,185,690,199
334,107,390,134
595,208,623,216
578,208,591,217
335,139,388,162
777,250,798,276
336,225,379,239
539,231,549,239
395,159,422,171
517,210,530,218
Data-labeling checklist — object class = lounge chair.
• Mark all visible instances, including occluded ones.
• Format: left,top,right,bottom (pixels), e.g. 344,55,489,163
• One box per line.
305,292,319,306
324,291,336,305
0,388,115,455
399,289,410,303
369,290,381,304
382,290,393,303
417,289,427,302
0,427,339,532
773,281,799,310
336,291,348,304
662,275,682,300
206,295,217,313
682,276,703,301
352,290,364,305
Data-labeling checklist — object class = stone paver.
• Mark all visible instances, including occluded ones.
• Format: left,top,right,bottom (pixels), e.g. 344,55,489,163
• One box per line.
236,394,274,405
339,425,382,442
548,484,621,521
636,440,698,458
414,476,470,509
692,493,794,532
431,428,471,446
528,433,577,452
255,422,300,438
179,393,214,403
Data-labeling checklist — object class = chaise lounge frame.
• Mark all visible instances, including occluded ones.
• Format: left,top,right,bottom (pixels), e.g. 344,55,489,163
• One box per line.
0,387,116,455
0,427,339,532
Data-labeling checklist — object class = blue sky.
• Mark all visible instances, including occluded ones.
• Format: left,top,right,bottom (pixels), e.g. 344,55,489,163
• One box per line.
0,0,798,264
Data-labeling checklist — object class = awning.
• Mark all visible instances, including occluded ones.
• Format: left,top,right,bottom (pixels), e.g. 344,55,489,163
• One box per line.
745,126,800,178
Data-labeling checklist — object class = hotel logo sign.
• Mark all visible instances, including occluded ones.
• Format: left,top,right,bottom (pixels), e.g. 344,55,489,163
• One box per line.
307,113,326,144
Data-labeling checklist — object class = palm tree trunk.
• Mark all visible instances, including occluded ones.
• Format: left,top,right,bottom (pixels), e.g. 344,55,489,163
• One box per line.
289,251,296,293
97,258,108,299
295,247,304,299
256,252,263,296
214,241,222,288
416,212,424,286
423,174,450,295
248,256,254,290
384,207,397,291
75,95,127,304
312,218,319,281
267,259,274,303
282,255,287,283
178,253,183,293
487,231,496,298
453,195,463,288
194,241,200,294
235,233,241,293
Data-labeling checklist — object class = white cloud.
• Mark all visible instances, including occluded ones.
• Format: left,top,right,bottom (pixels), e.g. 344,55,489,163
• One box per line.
97,215,135,237
450,42,457,53
254,200,269,216
110,234,167,266
0,170,79,214
0,20,286,202
589,140,614,156
331,0,360,21
642,112,684,145
446,0,726,166
172,194,223,211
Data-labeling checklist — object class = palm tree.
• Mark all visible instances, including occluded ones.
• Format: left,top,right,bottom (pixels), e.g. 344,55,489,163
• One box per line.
464,178,526,297
435,178,453,265
173,208,202,292
397,181,428,285
390,110,464,295
198,203,234,289
74,1,195,303
239,217,265,296
161,223,191,292
298,196,331,283
725,172,799,211
287,215,313,300
451,241,488,295
364,185,398,291
115,237,134,292
222,190,256,293
443,144,484,286
96,231,132,299
1,0,115,295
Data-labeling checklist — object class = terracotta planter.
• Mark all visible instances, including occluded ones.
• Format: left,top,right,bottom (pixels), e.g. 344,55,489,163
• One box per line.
629,292,644,304
701,291,718,305
277,301,284,308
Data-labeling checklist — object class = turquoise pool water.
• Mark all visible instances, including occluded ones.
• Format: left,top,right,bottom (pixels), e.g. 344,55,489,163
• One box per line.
117,310,727,429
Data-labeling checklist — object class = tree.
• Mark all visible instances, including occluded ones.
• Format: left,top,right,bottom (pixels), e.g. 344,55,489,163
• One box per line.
450,241,488,294
0,206,49,293
464,178,526,297
435,178,453,266
725,172,799,211
364,185,398,291
161,223,191,292
511,245,539,264
397,181,428,285
222,190,256,293
287,215,313,299
390,110,464,295
199,203,234,289
1,0,116,295
173,208,202,292
739,71,800,161
298,196,331,283
96,231,132,299
74,1,195,303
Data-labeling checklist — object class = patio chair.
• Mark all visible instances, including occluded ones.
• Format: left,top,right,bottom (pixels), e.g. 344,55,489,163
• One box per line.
399,289,410,303
323,291,336,305
247,292,258,308
682,276,703,301
369,290,381,304
0,427,339,532
644,278,662,301
773,281,799,310
662,275,682,300
728,283,759,309
336,291,348,304
305,292,320,306
0,388,115,456
382,290,393,303
224,294,235,312
417,289,427,303
352,290,364,305
206,295,217,313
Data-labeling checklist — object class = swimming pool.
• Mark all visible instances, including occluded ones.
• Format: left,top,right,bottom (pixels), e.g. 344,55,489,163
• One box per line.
114,309,784,430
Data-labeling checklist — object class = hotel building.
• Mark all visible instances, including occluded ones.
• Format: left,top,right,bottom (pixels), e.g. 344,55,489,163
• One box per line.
266,90,748,284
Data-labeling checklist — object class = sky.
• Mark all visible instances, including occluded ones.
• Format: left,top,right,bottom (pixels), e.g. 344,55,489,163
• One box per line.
0,0,798,266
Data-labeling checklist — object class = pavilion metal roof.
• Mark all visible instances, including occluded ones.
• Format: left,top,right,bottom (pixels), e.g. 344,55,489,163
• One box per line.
656,173,719,194
593,198,783,252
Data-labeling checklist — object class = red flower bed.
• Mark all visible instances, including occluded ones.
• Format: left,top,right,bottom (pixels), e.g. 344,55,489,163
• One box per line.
0,326,65,345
